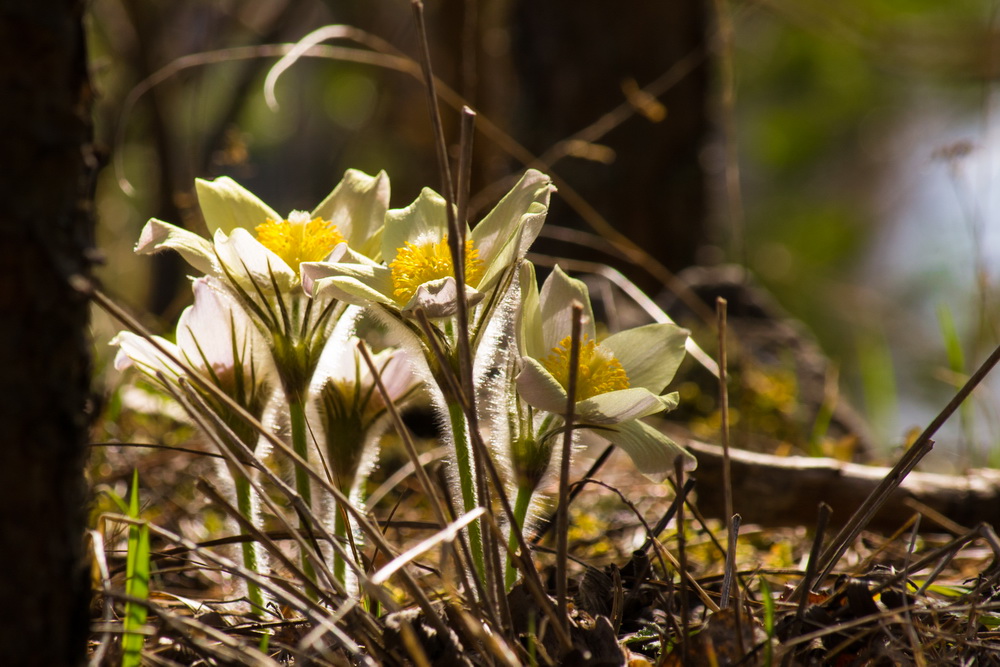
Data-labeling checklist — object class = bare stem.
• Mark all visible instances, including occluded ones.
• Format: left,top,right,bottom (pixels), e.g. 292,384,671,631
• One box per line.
557,301,584,633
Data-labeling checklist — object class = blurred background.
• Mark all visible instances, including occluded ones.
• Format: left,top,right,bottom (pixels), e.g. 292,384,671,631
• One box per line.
87,0,1000,470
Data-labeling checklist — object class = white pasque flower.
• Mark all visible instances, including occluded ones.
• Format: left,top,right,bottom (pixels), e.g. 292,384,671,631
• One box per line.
302,169,553,319
134,169,389,293
134,170,389,404
112,277,274,450
515,264,696,477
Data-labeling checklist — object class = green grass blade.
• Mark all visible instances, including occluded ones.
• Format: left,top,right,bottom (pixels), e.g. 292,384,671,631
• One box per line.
122,469,150,667
759,577,774,667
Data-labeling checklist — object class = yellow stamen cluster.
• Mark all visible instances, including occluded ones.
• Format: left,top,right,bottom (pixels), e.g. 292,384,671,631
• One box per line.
255,212,345,268
389,235,485,304
541,335,630,401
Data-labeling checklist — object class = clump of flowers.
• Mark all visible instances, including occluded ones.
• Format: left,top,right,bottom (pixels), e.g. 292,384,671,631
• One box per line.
111,164,696,604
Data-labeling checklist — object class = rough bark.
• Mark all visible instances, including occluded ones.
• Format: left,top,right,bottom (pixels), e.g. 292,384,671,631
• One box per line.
687,440,1000,533
0,1,94,663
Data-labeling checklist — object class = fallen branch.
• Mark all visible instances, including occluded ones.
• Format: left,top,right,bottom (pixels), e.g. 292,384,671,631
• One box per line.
686,439,1000,532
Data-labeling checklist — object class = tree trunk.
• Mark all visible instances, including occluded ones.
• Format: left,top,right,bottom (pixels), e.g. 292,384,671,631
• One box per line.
510,0,710,288
0,2,94,663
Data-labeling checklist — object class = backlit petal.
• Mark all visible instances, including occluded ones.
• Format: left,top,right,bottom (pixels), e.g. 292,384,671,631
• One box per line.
311,169,389,260
602,323,689,393
597,419,696,481
575,387,668,424
195,177,281,235
135,219,217,277
516,356,571,414
539,266,596,350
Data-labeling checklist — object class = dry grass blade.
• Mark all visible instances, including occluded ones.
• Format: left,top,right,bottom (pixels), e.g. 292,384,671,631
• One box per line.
481,513,574,654
716,296,737,611
140,601,284,666
87,530,116,667
366,445,450,508
262,24,405,110
166,521,364,656
673,455,690,664
556,302,584,634
720,513,741,610
807,339,1000,592
370,507,485,586
781,502,831,667
168,377,345,604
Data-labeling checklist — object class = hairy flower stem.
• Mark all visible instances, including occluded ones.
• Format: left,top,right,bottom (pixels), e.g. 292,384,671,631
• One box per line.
233,472,265,614
333,499,349,587
505,485,534,590
289,399,318,588
447,400,485,580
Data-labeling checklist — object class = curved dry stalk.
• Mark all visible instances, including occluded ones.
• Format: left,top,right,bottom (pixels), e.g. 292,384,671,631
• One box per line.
371,508,485,586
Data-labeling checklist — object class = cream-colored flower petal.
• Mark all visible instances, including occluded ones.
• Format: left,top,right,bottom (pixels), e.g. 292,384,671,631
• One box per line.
516,356,570,414
538,266,596,350
518,262,544,359
657,391,680,413
472,170,553,291
602,323,689,393
400,277,484,319
383,187,454,265
213,228,297,292
575,387,670,424
597,419,696,481
195,177,281,236
374,348,419,400
176,277,272,377
310,272,397,309
135,219,218,277
299,244,382,294
311,169,389,260
111,331,183,379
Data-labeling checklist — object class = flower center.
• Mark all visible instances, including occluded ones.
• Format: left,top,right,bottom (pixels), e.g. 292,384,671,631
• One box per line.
540,335,630,401
389,235,485,304
255,210,345,268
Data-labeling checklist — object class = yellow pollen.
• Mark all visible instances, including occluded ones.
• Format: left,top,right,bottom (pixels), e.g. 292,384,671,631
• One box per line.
389,235,485,304
254,213,345,268
540,335,630,401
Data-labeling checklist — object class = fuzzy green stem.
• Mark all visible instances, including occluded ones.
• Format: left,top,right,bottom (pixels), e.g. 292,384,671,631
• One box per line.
505,484,535,590
333,497,349,587
234,472,265,614
448,400,485,580
289,399,317,587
